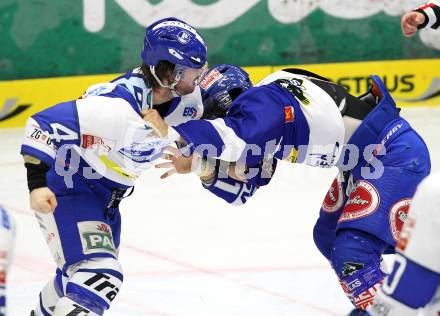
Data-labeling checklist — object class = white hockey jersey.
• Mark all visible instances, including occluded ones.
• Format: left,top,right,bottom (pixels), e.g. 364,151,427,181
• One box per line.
21,69,204,187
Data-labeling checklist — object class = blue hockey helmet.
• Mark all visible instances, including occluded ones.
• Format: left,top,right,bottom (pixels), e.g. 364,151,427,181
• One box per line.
141,17,207,69
200,64,253,119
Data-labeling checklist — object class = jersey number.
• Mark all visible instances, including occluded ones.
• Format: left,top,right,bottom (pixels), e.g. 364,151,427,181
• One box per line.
382,253,407,295
49,123,78,142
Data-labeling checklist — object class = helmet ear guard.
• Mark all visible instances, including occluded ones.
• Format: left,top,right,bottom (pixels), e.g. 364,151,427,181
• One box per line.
200,64,253,119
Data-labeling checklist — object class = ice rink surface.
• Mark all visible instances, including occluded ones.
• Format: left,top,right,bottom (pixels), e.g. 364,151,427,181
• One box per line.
1,107,440,316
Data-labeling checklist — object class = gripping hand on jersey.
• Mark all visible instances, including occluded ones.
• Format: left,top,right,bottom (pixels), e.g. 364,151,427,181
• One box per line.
401,11,425,36
30,187,57,213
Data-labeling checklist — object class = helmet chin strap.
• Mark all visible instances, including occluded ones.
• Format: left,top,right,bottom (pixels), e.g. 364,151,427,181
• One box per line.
149,65,183,96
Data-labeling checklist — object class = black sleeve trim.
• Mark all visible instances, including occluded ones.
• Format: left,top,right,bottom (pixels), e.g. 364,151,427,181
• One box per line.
25,162,50,192
415,8,430,29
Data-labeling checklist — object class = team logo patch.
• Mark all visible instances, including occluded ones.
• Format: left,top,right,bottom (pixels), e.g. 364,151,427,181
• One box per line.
339,180,380,222
177,31,191,44
389,198,411,241
284,106,294,123
199,68,223,90
322,175,344,213
78,221,116,256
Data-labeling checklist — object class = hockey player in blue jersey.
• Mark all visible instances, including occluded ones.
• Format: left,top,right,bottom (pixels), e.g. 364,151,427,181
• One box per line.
148,65,431,314
21,17,207,315
0,205,15,316
365,2,440,316
367,172,440,316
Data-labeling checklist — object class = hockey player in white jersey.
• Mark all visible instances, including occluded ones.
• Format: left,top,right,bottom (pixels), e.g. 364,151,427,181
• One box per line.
367,172,440,316
22,17,207,315
0,204,15,316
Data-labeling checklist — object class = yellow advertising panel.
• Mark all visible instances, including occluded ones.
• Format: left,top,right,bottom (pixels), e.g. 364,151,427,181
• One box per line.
271,59,440,107
0,74,115,129
0,59,439,129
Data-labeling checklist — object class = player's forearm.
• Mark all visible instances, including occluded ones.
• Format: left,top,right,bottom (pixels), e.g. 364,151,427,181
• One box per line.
414,1,440,30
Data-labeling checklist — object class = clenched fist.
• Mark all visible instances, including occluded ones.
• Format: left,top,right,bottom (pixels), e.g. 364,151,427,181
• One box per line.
30,187,58,213
401,11,426,37
142,109,168,138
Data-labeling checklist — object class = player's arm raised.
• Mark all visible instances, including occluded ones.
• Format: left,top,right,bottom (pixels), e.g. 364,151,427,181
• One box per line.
401,1,440,36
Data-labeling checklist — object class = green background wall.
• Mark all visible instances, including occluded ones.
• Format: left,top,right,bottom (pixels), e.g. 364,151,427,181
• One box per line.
1,0,439,81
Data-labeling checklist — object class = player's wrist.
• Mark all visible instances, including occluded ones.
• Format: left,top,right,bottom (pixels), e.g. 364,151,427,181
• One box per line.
166,126,181,142
414,1,440,30
24,158,49,192
194,156,217,182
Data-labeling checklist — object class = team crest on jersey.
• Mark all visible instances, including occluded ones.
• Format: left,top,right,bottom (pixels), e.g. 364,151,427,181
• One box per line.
118,141,164,163
322,175,345,213
78,221,116,256
389,198,411,241
199,68,223,90
339,180,380,222
276,78,310,105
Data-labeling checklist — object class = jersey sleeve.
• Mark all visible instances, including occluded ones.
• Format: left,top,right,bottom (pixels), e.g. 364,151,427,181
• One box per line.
202,158,277,205
172,87,285,165
202,165,258,206
21,100,80,167
21,83,158,169
415,1,440,30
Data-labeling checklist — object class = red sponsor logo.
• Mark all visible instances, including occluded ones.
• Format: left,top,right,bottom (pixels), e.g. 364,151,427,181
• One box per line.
284,106,294,123
339,180,380,222
82,134,104,149
199,68,223,90
46,232,55,244
97,223,110,234
353,282,382,310
0,270,5,284
389,198,411,242
322,175,345,213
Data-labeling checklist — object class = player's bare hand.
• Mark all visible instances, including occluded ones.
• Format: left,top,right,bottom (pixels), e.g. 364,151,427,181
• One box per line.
142,109,168,137
401,11,425,37
30,187,58,213
156,153,194,180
